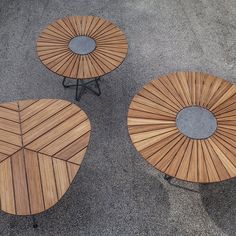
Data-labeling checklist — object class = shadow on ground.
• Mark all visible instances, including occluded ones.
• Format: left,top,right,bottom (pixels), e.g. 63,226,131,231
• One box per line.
199,178,236,235
0,160,170,235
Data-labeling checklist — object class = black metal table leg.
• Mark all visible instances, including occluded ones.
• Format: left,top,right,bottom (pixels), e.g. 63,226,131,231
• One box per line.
62,77,101,101
76,79,86,101
32,215,38,228
164,174,173,182
62,77,71,88
95,77,101,95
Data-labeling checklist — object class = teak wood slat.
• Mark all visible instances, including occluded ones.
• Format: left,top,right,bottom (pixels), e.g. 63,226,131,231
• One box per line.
128,71,236,183
0,99,91,215
37,16,128,79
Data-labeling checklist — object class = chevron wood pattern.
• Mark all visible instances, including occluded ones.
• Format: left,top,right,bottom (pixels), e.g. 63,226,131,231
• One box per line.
128,71,236,183
37,15,128,79
0,99,91,215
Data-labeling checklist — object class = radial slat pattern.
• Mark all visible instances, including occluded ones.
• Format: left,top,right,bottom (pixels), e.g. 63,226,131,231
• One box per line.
128,71,236,183
0,99,91,215
37,16,128,79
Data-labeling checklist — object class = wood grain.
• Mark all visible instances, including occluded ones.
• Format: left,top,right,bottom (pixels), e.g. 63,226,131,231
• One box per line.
0,99,91,215
128,71,236,183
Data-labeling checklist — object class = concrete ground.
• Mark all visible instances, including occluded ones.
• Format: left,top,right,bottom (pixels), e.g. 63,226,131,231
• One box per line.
0,0,236,235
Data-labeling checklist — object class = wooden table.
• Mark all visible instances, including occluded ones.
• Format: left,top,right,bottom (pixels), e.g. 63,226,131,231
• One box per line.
37,15,128,101
0,99,91,217
128,71,236,183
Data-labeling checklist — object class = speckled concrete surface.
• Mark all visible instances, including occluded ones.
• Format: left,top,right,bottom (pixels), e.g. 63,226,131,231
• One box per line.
0,0,235,235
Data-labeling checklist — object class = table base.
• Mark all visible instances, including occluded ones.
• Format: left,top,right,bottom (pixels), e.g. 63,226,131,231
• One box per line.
32,215,38,228
164,174,173,182
62,77,101,101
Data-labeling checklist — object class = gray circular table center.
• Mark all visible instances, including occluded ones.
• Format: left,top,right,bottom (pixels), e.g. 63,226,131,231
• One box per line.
68,36,96,55
176,106,217,139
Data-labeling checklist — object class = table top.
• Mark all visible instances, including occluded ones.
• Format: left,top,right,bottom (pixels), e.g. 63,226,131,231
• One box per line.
128,71,236,183
0,99,91,215
37,15,128,79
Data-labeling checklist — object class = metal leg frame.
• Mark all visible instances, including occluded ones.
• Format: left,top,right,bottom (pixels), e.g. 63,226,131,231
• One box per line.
164,174,173,182
62,77,101,101
164,174,199,193
32,215,38,228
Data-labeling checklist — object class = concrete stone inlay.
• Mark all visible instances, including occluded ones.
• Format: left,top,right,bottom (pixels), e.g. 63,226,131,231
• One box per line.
68,36,96,54
176,106,217,139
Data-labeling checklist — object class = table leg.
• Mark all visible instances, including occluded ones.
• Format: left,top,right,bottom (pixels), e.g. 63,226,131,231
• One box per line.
76,79,86,101
62,77,70,88
32,215,38,228
164,174,173,182
62,77,101,101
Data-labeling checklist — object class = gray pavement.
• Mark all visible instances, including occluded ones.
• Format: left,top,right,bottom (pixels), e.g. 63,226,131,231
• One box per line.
0,0,235,235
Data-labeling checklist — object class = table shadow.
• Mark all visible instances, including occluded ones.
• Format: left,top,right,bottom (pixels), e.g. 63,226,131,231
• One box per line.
0,167,170,235
199,178,236,235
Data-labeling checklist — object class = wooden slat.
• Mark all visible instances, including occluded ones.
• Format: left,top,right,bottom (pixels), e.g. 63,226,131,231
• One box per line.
20,99,56,122
175,140,193,180
157,76,185,107
21,100,71,134
130,127,177,143
38,153,58,209
156,136,187,172
127,117,175,126
55,132,90,160
0,152,8,162
0,140,20,156
187,140,198,182
147,135,184,166
11,150,31,215
0,107,19,123
209,135,236,172
128,109,175,121
26,110,88,151
0,129,21,146
144,83,181,111
134,129,179,152
205,140,231,181
40,119,90,156
18,100,38,111
0,158,15,214
53,158,70,198
67,163,80,183
207,81,232,109
23,104,79,145
0,117,21,134
165,138,190,177
201,141,220,182
140,132,180,158
24,149,45,214
138,89,177,115
68,148,87,165
128,124,175,135
0,102,18,111
197,140,209,183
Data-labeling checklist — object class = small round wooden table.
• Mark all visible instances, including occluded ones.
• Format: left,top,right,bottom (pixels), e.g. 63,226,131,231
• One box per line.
0,99,91,226
37,16,128,101
128,71,236,183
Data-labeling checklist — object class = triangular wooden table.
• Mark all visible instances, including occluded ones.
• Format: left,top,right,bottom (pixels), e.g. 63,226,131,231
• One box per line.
0,99,91,227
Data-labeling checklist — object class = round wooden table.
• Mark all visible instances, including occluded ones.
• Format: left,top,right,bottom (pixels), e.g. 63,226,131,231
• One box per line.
0,99,90,223
37,15,128,101
128,71,236,183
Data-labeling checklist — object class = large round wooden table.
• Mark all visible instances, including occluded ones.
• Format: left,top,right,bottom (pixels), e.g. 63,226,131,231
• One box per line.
128,71,236,183
0,99,90,217
37,15,128,101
